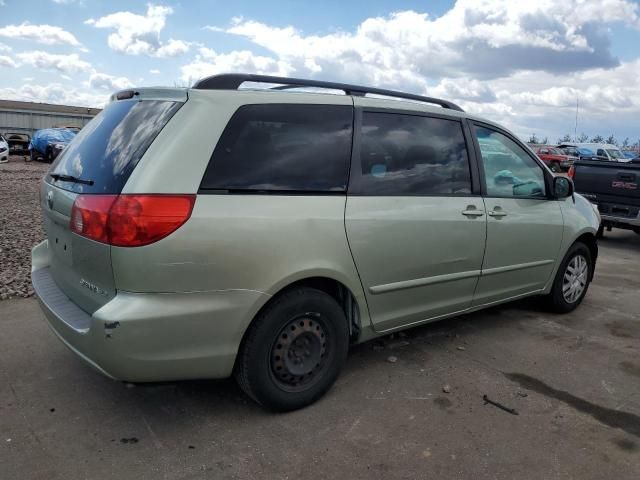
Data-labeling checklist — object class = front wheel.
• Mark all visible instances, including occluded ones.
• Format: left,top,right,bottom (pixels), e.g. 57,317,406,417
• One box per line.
235,287,349,411
546,242,592,313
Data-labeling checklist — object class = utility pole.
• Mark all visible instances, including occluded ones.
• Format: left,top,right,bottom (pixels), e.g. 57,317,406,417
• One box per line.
574,95,579,142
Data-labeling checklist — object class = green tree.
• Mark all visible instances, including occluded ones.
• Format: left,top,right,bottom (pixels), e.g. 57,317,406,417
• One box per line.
590,135,604,143
528,133,540,144
577,133,589,142
605,135,617,145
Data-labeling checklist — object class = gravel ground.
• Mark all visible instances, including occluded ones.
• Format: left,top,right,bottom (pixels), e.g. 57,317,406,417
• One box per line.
0,156,49,300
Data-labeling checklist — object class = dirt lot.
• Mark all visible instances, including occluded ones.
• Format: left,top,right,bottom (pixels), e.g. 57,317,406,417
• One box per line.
0,156,48,299
0,156,639,479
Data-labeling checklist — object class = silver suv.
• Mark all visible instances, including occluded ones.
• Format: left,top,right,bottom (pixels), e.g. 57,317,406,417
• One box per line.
32,74,600,411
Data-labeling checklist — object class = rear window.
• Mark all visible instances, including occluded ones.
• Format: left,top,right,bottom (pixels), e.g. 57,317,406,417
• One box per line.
49,99,182,194
200,104,353,192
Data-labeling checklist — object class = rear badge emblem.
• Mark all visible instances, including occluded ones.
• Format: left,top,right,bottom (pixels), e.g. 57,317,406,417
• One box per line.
80,278,108,296
47,190,54,209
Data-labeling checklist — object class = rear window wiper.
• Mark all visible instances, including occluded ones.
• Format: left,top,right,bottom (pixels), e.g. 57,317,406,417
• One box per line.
50,173,94,186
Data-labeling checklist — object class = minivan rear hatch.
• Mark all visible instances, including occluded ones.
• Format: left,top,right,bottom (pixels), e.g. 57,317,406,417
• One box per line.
41,89,185,314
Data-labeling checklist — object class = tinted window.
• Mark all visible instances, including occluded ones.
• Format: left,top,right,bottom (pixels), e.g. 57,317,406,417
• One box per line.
201,104,352,192
356,112,471,195
474,126,546,198
49,100,182,194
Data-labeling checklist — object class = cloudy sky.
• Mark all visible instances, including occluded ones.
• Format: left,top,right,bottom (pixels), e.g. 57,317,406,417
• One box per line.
0,0,639,142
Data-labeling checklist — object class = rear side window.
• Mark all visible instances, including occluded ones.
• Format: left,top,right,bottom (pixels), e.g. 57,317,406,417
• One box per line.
49,100,182,194
355,112,472,195
200,104,353,192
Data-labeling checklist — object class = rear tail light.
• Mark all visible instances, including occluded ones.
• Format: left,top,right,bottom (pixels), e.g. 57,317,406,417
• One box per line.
70,194,195,247
567,165,575,179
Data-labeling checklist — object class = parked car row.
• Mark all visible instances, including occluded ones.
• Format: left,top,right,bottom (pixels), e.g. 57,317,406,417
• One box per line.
1,127,80,163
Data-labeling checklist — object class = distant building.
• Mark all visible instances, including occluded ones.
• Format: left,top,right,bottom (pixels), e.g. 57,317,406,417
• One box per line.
0,99,101,136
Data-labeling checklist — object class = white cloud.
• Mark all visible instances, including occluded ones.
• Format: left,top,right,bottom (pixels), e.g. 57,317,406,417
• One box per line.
180,47,293,84
0,42,11,52
149,68,160,74
216,0,639,83
155,38,190,57
0,22,82,47
0,83,108,107
87,4,190,57
88,72,133,91
0,55,16,68
16,51,91,73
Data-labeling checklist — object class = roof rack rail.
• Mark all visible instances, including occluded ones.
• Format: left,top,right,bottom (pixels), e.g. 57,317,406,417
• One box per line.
192,73,464,112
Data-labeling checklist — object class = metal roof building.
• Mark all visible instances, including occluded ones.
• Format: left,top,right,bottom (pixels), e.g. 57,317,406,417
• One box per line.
0,99,101,136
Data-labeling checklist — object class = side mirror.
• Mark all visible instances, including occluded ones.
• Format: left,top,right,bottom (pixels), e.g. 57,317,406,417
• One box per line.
553,176,574,198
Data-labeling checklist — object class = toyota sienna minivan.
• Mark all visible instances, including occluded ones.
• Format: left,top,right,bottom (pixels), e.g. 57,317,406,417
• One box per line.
32,74,600,411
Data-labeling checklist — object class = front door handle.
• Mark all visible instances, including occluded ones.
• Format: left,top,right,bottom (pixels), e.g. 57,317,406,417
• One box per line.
462,206,485,217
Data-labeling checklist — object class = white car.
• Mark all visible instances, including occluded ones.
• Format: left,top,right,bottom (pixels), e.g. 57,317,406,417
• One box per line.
0,135,9,163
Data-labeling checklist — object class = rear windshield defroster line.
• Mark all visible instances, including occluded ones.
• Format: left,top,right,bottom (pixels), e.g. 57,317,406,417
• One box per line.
48,99,182,194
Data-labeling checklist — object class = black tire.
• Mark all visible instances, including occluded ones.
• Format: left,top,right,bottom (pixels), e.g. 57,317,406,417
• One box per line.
596,224,605,239
235,287,349,411
546,242,592,313
29,150,36,162
45,148,54,163
633,227,640,235
550,162,561,173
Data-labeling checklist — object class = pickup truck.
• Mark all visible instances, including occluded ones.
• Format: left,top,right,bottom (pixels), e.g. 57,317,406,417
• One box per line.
534,146,577,172
570,159,640,236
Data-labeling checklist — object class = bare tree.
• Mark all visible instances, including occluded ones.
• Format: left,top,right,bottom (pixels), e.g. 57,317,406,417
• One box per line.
577,133,589,142
622,137,630,148
558,134,572,143
528,133,540,144
605,135,617,145
590,135,604,143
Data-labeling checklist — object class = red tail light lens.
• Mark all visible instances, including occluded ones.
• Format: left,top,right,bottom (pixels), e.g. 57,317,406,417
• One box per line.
568,165,575,179
70,194,195,247
70,195,117,243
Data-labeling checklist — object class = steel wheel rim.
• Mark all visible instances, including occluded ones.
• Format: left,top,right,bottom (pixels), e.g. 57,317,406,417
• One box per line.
562,254,588,303
270,314,328,391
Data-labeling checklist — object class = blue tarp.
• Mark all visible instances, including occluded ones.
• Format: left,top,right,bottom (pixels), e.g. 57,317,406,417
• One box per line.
30,128,76,153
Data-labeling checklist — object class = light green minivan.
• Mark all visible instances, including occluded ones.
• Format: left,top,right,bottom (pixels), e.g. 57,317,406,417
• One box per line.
32,74,600,411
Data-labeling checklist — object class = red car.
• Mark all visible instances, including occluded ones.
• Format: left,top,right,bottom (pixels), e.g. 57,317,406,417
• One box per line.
535,147,577,172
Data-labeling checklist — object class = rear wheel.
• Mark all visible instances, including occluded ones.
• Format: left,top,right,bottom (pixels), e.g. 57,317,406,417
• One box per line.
45,148,54,163
633,227,640,235
235,287,349,411
546,242,592,313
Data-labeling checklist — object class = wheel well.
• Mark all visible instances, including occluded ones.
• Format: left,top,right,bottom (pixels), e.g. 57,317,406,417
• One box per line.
253,277,362,343
575,233,598,280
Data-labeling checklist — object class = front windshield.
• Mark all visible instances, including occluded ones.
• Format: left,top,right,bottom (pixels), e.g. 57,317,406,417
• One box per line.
606,149,624,159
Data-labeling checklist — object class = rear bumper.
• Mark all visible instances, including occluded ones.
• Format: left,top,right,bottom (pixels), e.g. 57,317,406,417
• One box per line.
31,240,270,382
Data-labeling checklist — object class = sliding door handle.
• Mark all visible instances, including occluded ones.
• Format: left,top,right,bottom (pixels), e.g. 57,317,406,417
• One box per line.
488,210,507,217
